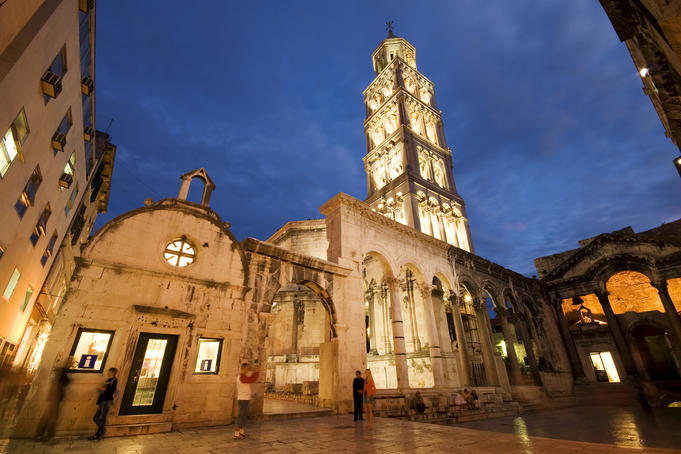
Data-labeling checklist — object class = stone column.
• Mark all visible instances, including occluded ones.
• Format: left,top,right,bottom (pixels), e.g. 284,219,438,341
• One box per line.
450,292,470,385
651,280,681,369
387,277,410,390
366,290,378,353
552,299,585,377
497,308,523,385
418,284,445,387
473,299,500,386
595,290,636,376
514,312,541,384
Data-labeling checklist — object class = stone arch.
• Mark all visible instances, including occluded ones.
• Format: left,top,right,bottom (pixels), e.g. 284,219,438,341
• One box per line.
588,254,656,288
258,262,340,338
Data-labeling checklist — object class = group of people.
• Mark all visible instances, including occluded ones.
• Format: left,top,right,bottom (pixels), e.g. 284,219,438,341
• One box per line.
352,369,377,427
453,388,480,410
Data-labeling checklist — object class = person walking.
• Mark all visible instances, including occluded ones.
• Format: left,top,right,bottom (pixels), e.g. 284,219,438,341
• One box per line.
234,362,259,440
89,368,117,440
352,370,364,421
36,366,70,441
363,369,376,428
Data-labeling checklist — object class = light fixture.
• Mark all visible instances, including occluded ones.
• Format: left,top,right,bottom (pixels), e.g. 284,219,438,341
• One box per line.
639,67,649,77
464,294,472,303
674,156,681,178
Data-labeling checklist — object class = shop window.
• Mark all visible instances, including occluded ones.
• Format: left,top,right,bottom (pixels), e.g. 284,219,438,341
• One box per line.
194,338,223,374
3,268,21,300
68,328,114,372
1,109,29,177
164,238,196,267
20,286,33,312
15,166,42,218
41,231,58,266
30,204,51,245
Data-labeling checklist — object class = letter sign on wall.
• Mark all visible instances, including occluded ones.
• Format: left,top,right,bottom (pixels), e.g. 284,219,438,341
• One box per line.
200,359,212,372
79,354,98,369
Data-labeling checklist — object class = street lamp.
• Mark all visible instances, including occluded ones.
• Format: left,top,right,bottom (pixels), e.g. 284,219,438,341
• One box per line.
674,156,681,178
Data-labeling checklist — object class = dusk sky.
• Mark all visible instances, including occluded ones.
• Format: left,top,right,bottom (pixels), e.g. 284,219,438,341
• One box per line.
95,1,681,276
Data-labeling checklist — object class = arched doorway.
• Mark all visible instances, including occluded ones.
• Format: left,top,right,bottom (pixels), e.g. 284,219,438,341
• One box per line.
363,252,397,389
259,277,338,416
631,323,679,381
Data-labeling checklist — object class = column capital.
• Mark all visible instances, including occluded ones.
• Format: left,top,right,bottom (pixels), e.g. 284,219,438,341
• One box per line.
649,279,668,293
593,290,610,301
385,276,402,288
417,282,434,299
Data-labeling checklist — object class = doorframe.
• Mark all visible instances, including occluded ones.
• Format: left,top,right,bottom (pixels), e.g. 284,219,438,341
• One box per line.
118,332,179,416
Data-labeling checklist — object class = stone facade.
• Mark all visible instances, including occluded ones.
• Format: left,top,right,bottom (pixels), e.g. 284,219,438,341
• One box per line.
12,32,577,438
536,220,681,396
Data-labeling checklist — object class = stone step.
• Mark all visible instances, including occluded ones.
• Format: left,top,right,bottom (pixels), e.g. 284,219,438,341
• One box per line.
105,422,172,438
261,409,333,421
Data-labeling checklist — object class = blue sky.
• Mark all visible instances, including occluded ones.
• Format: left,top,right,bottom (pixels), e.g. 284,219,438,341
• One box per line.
94,0,681,276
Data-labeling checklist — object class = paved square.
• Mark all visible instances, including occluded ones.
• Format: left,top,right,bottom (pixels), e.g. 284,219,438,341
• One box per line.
2,412,680,454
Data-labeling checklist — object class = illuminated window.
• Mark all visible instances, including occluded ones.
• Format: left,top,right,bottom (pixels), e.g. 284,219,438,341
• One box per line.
3,268,21,300
194,338,223,374
15,166,42,218
68,328,114,373
20,286,33,312
0,109,29,177
60,152,76,191
164,238,196,267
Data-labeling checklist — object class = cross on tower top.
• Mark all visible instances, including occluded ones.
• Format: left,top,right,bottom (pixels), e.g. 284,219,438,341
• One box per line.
385,20,395,37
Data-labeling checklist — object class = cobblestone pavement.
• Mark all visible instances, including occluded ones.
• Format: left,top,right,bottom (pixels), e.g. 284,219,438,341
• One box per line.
457,405,681,450
1,412,680,454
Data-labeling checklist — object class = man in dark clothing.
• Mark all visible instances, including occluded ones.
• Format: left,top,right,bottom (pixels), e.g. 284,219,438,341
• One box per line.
352,370,364,421
89,368,117,440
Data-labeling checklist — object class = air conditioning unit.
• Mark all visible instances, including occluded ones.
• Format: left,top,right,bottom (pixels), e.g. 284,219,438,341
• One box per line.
59,172,74,189
83,126,94,141
79,0,94,13
81,77,94,96
41,71,63,99
52,131,66,151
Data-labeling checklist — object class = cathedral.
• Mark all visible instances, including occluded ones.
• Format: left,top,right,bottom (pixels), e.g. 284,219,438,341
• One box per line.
11,29,681,437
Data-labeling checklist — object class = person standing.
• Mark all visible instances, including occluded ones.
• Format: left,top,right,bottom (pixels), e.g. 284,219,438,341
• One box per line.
363,369,376,428
89,368,117,440
352,370,364,421
235,362,259,440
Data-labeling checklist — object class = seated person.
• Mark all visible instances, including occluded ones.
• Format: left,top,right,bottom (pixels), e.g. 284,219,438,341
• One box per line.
471,390,481,409
453,392,467,406
413,391,426,414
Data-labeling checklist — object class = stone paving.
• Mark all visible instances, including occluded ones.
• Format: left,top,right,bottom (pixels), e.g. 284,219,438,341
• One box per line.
457,405,681,450
1,411,680,454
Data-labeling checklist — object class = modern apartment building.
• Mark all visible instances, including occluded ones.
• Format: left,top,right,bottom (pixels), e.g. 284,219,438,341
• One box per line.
0,0,115,371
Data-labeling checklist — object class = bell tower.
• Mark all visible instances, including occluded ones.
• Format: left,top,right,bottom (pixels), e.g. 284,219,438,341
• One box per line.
363,27,473,252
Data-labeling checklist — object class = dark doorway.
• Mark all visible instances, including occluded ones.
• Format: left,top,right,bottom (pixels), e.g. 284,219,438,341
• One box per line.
119,333,178,415
632,324,679,381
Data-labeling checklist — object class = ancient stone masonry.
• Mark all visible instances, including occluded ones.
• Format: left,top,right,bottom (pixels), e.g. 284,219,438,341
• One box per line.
536,220,681,388
13,32,581,437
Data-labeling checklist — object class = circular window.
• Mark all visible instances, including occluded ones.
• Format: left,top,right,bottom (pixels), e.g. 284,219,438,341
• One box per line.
164,239,196,267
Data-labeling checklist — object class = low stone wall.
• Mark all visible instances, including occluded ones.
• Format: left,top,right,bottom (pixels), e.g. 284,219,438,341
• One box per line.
265,392,320,407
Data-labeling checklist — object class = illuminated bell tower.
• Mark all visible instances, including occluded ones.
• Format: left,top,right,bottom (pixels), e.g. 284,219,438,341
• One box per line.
363,27,473,251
